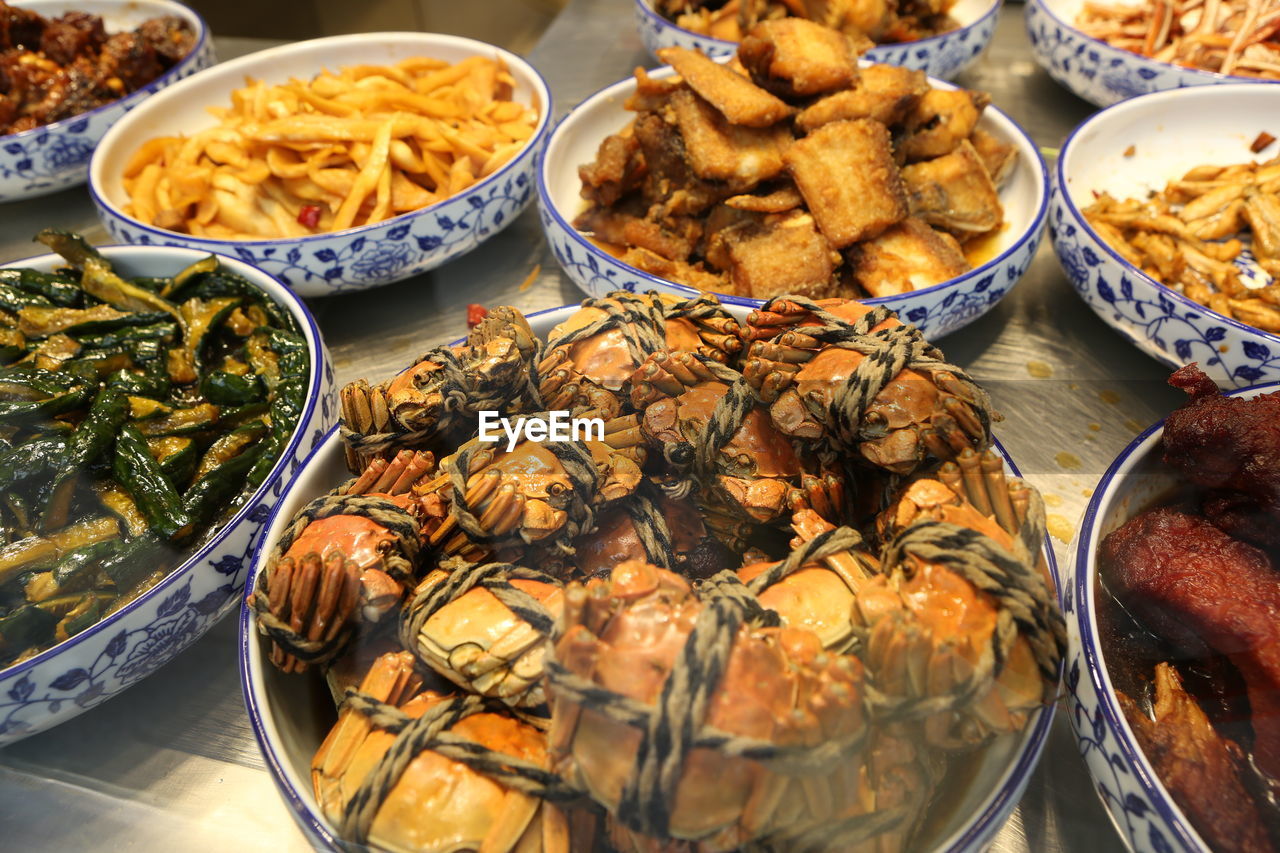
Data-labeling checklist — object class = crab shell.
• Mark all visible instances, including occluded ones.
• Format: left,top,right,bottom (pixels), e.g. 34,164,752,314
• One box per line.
867,477,1046,745
547,560,869,850
312,653,574,853
570,492,710,579
745,299,988,475
407,567,565,708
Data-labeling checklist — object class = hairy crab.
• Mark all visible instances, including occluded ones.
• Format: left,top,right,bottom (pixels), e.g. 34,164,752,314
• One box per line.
742,296,994,474
536,292,742,422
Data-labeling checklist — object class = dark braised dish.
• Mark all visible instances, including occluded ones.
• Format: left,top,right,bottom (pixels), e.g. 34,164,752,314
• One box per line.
1098,363,1280,853
0,0,195,135
0,231,306,668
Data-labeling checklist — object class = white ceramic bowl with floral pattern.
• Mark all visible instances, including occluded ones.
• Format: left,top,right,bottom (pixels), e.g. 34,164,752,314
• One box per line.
0,0,213,202
0,245,335,744
1026,0,1280,108
239,302,1060,852
634,0,1001,80
1052,84,1280,387
88,32,552,297
1063,382,1279,852
538,65,1048,339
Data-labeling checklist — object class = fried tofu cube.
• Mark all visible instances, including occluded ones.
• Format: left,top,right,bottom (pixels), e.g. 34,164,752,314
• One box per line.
901,140,1003,238
726,212,837,299
784,118,908,247
738,18,862,97
795,65,930,133
657,46,790,127
846,217,969,297
670,88,790,190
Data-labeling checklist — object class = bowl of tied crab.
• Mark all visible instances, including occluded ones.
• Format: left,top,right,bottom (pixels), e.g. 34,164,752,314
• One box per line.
634,0,1002,79
1066,367,1280,852
0,0,213,202
538,21,1048,340
1052,83,1280,387
240,289,1065,851
0,236,334,743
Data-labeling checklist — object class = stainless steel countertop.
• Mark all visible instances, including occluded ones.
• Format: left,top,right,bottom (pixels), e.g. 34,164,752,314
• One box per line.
0,2,1174,849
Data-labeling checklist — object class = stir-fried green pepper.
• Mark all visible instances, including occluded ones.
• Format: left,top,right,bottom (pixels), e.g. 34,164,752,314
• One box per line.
112,425,191,540
0,233,308,666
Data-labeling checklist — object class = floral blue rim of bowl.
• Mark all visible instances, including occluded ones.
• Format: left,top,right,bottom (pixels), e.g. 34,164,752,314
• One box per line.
1051,85,1280,385
0,245,333,741
1063,383,1280,851
87,32,554,296
0,0,214,199
633,0,1002,79
537,66,1049,339
239,416,1060,851
1026,0,1280,107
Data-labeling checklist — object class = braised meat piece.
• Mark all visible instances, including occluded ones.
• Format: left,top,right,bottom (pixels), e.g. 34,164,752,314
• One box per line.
96,31,162,91
795,64,929,132
1101,506,1280,779
784,117,908,247
902,139,1004,238
38,11,103,65
658,46,790,128
738,18,865,97
136,15,195,66
846,217,968,296
0,1,43,51
1120,664,1277,853
1164,363,1280,549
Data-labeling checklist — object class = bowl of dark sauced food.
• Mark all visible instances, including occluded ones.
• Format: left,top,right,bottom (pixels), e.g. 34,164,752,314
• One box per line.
1067,364,1280,852
0,0,213,201
0,232,334,743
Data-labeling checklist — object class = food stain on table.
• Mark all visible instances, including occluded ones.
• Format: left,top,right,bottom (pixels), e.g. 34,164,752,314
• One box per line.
1047,513,1074,543
1056,451,1082,469
1099,389,1121,404
1088,422,1101,431
1026,360,1053,378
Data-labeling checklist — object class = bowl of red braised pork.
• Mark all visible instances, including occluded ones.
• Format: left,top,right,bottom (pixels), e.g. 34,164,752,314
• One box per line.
1067,364,1280,853
0,0,212,201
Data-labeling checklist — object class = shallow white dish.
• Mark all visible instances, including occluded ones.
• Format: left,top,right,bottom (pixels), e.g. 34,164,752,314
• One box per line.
89,32,553,297
240,302,1060,852
0,0,213,202
0,245,335,744
634,0,1002,80
1052,83,1280,387
538,65,1048,339
1026,0,1280,107
1064,381,1280,852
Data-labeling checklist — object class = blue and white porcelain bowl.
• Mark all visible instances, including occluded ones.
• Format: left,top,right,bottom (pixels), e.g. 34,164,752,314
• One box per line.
634,0,1001,80
1063,382,1279,852
1052,84,1280,387
89,32,552,298
240,302,1059,851
538,65,1048,339
0,245,335,744
0,0,213,202
1026,0,1280,108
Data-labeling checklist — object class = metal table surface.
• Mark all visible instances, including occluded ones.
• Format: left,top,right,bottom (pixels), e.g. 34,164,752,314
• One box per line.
0,1,1181,849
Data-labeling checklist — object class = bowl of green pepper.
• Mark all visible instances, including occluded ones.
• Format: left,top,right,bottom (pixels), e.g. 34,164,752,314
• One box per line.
0,232,335,743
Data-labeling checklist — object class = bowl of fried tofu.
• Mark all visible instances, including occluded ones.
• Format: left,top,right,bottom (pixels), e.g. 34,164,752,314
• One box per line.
537,20,1048,339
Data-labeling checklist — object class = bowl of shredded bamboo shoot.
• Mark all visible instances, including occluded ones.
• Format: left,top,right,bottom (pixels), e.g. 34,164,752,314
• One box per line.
1027,0,1280,108
88,33,552,296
